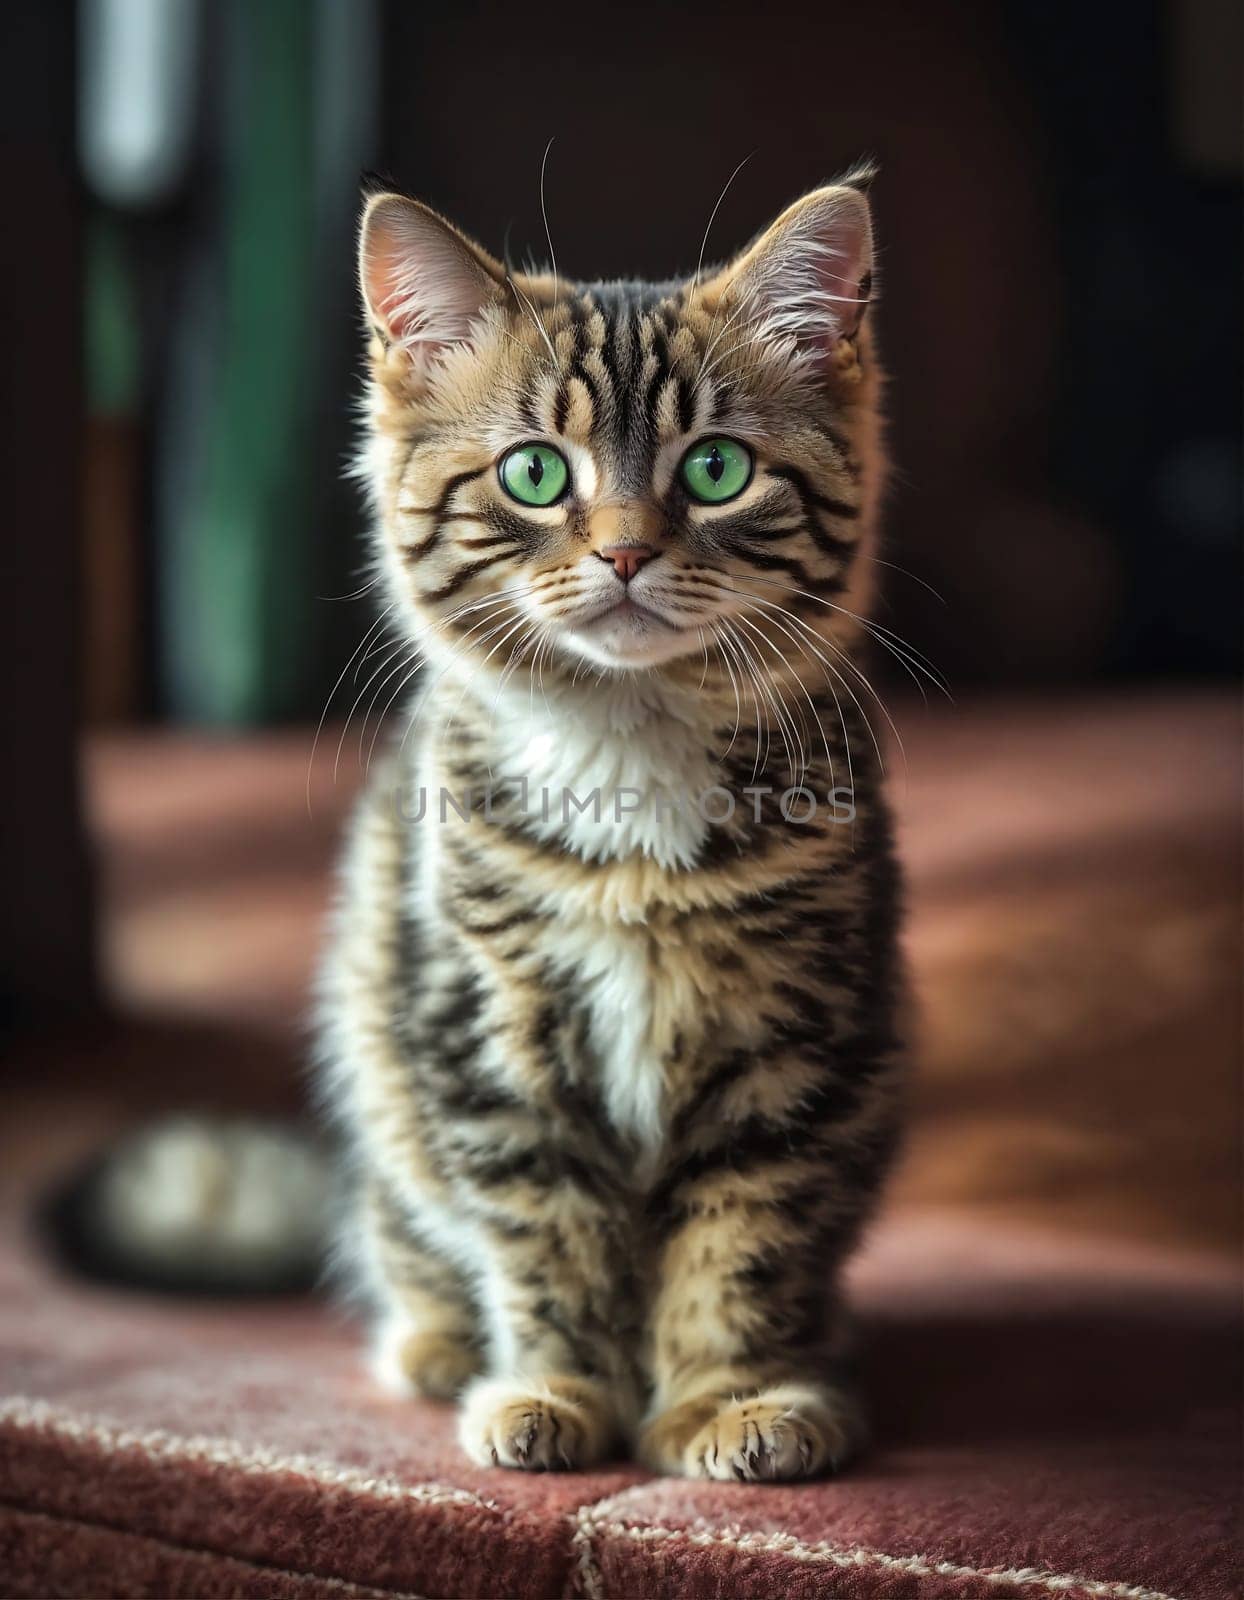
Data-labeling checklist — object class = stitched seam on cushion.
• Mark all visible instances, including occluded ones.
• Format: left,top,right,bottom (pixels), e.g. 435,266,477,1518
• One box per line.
567,1504,1186,1600
4,1400,1189,1600
0,1502,428,1600
0,1397,578,1593
0,1396,497,1514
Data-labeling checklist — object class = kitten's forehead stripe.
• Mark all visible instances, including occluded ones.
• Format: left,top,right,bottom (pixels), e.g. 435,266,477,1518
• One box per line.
523,283,732,496
562,376,596,445
676,378,696,438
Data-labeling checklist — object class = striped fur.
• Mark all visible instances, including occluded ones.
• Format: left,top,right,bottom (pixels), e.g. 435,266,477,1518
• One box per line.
320,176,906,1479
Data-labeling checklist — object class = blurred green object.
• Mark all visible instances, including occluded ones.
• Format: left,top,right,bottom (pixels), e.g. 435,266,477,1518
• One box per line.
169,0,315,723
84,214,141,418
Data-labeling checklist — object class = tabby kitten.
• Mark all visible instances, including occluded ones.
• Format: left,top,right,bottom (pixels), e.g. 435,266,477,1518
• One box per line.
320,169,904,1480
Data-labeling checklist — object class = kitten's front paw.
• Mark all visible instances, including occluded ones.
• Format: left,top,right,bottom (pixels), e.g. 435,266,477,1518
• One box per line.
644,1383,862,1481
458,1376,615,1471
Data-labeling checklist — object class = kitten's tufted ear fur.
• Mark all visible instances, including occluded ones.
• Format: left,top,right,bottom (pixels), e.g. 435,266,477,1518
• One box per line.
708,172,875,362
358,193,505,364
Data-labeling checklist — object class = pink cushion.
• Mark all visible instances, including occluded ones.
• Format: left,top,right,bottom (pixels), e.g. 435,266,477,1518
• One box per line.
1,1214,1237,1599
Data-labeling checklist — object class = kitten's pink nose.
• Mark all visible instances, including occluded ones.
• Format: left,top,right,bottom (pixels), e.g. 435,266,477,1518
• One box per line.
598,544,655,583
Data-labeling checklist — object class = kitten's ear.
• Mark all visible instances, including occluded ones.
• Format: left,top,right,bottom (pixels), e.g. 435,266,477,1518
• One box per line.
358,193,504,361
708,181,874,360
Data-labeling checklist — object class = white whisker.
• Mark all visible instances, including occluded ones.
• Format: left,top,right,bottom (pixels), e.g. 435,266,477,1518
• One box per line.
335,636,410,783
539,135,560,322
731,603,838,790
740,572,951,701
732,610,809,785
306,601,395,813
708,625,744,762
692,151,754,294
718,618,771,784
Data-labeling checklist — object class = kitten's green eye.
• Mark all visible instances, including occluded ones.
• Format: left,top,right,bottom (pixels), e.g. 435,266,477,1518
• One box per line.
499,443,569,507
680,437,753,504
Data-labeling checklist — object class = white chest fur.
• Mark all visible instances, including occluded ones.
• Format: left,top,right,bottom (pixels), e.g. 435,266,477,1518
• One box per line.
481,674,719,1150
547,913,672,1152
483,673,719,871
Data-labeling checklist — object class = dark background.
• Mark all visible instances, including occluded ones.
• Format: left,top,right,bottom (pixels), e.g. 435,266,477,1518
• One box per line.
383,0,1242,689
0,0,1240,1020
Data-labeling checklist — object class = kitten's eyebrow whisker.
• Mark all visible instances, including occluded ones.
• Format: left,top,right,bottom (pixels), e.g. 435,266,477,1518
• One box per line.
696,305,786,387
694,285,756,388
507,275,559,373
539,135,559,320
690,160,760,389
692,151,755,295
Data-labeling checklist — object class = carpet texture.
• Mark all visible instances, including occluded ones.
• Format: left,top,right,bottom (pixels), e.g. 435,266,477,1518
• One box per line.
0,1219,1238,1598
1,692,1240,1596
